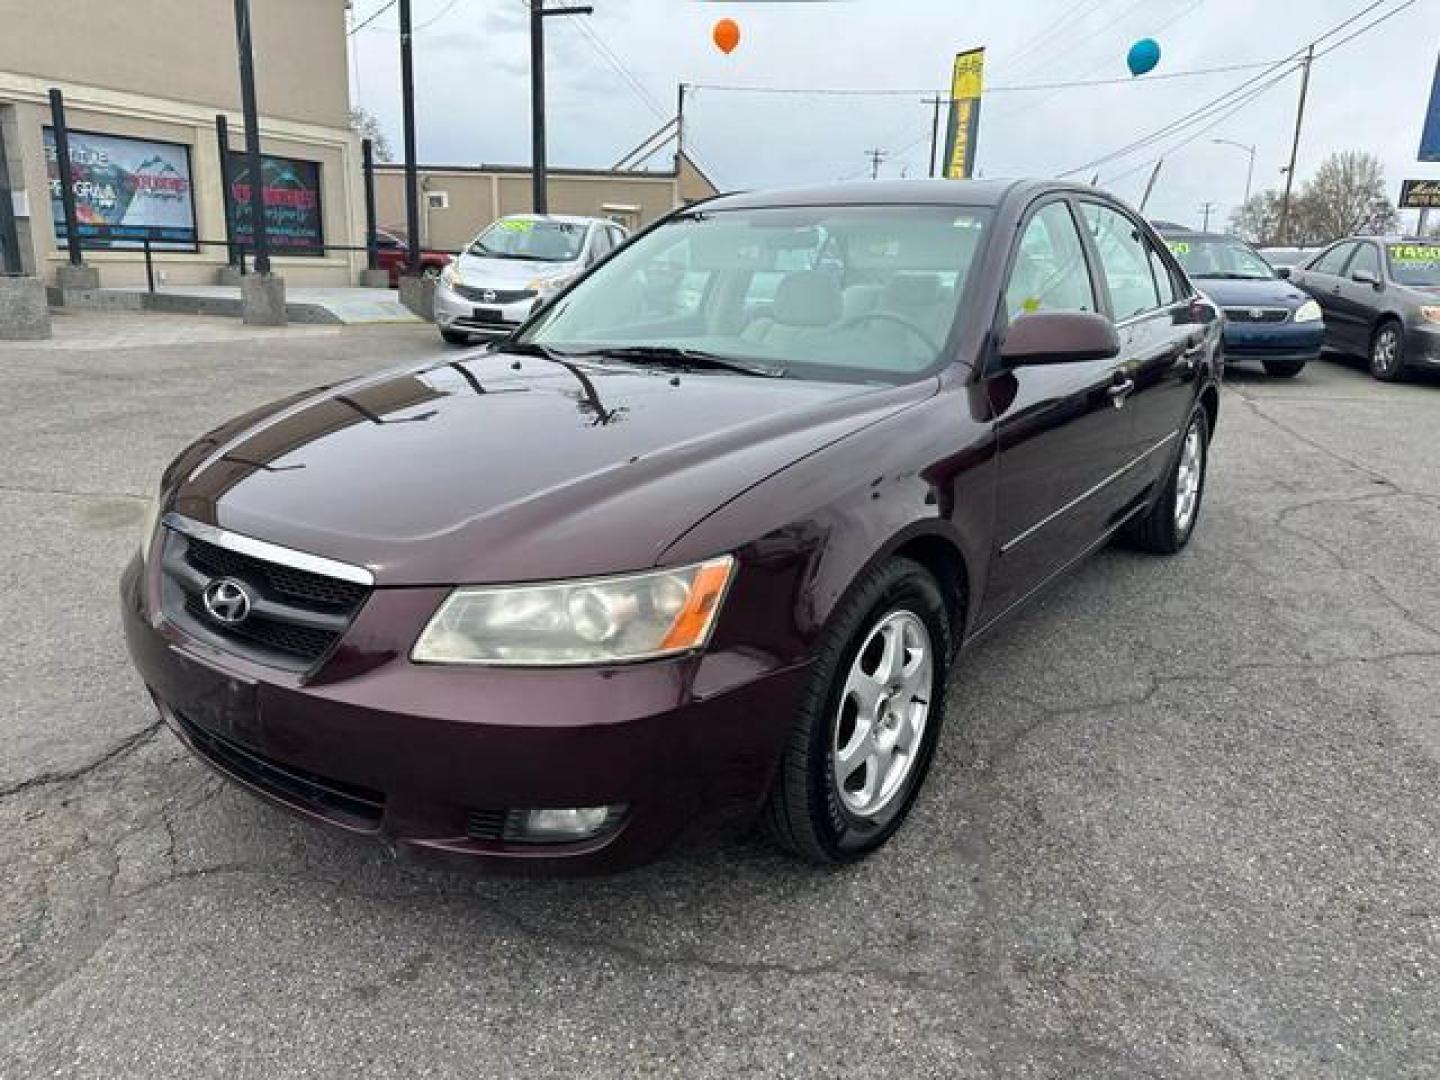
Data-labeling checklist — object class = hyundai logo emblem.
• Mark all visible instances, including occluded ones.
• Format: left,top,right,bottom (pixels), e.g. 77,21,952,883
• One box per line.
481,289,498,304
202,577,253,625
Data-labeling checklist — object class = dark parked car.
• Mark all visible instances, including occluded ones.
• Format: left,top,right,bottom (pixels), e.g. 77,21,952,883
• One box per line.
1288,237,1440,381
1157,228,1324,377
122,180,1222,872
374,228,451,288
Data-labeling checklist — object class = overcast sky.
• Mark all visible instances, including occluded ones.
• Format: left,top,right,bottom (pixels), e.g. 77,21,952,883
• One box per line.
348,0,1439,230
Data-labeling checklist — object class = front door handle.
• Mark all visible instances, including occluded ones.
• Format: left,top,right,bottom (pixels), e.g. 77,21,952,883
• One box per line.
1107,377,1135,408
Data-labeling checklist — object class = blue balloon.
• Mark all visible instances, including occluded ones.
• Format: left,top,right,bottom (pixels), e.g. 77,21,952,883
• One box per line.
1127,38,1161,77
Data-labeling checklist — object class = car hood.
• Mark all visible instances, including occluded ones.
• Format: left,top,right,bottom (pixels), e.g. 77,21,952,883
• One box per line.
453,253,576,287
169,352,930,585
1197,277,1311,309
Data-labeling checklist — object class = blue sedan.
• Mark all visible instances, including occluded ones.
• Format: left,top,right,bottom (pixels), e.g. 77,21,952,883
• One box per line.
1158,230,1325,377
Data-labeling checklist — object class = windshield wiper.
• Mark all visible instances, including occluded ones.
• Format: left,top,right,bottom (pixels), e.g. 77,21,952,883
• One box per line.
493,341,574,361
573,345,786,378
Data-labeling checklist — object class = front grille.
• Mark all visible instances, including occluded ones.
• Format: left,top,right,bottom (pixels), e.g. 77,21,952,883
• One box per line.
1223,307,1290,323
159,524,370,672
453,284,536,304
172,709,385,831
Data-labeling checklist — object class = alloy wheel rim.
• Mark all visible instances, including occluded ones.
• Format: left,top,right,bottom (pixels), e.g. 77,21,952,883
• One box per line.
1374,329,1398,374
832,610,934,819
1174,421,1204,535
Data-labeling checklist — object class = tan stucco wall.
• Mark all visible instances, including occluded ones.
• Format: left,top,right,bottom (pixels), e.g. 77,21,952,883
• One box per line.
0,0,362,288
0,0,349,129
375,157,719,253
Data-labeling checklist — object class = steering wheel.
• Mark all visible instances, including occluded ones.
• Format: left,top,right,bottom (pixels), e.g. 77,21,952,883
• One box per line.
836,310,941,354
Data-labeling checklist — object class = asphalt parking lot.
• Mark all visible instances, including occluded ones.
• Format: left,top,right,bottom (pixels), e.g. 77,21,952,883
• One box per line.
2,312,1438,1078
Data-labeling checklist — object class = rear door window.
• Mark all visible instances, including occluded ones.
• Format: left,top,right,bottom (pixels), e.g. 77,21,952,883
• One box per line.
1080,203,1161,320
1309,243,1354,276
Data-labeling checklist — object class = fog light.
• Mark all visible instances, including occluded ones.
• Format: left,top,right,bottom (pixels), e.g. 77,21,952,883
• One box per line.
502,805,625,843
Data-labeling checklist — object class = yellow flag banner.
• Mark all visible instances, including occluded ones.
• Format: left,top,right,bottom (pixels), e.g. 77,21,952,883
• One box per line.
943,48,985,180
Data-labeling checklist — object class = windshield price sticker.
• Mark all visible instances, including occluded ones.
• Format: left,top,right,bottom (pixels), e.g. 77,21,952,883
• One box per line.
1166,241,1191,255
497,219,534,233
1389,244,1440,263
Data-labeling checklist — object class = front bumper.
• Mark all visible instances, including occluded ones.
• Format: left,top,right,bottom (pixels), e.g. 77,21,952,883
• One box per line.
1405,321,1440,365
433,283,537,338
1221,321,1324,364
120,555,807,874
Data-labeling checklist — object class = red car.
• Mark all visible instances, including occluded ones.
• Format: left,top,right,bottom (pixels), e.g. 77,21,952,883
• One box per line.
123,180,1221,873
374,228,451,287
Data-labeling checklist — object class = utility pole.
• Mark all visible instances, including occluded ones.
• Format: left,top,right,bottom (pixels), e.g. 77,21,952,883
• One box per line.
1278,43,1313,246
529,0,593,214
924,95,946,178
1213,138,1256,205
866,148,887,181
675,82,686,172
1198,201,1218,232
1138,158,1164,212
399,0,420,274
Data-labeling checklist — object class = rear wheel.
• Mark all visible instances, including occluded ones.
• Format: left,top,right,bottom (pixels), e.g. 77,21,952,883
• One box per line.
763,559,951,865
440,329,470,346
1262,358,1306,378
1121,407,1208,555
1369,321,1406,382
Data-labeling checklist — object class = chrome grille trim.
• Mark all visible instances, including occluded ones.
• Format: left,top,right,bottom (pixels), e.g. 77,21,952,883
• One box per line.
161,513,374,586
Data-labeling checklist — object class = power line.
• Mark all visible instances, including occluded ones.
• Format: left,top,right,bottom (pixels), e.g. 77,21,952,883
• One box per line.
414,0,460,31
348,0,398,35
1056,0,1392,180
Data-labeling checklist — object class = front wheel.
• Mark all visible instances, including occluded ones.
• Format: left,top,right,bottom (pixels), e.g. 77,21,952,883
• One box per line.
1263,358,1306,378
1121,408,1209,555
763,559,951,865
1369,321,1406,382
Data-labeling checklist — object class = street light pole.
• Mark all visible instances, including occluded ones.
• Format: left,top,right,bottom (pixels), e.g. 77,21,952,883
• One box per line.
1212,138,1256,205
529,1,593,214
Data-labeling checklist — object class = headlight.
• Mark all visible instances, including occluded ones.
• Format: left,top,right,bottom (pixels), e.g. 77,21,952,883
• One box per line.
1292,299,1323,323
412,556,735,666
1421,305,1440,325
526,272,577,297
138,493,163,564
439,263,463,289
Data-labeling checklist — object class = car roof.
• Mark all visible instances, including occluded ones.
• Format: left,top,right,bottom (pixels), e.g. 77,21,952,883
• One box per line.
497,213,604,226
698,178,1096,212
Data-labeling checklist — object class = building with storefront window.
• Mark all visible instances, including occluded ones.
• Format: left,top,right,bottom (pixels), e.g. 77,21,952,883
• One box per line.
0,0,365,287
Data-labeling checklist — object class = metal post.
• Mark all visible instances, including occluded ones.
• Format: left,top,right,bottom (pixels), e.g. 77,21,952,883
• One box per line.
675,83,686,173
926,96,945,179
233,0,271,275
1278,44,1313,246
215,114,239,267
399,0,420,274
0,119,20,274
1213,139,1256,207
47,89,83,267
530,0,547,214
143,236,155,293
362,137,379,271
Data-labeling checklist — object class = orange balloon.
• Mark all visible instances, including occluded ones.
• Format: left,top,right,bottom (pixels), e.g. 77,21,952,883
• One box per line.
712,18,740,55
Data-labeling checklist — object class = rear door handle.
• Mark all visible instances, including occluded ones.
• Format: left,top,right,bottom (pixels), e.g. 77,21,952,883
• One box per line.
1107,377,1135,408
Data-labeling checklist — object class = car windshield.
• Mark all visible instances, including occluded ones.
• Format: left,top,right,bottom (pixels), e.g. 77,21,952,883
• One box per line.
1164,237,1274,280
516,205,991,384
1386,243,1440,287
469,219,586,262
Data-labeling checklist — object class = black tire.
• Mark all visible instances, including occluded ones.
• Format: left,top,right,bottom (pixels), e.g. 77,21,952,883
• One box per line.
763,558,951,865
440,329,470,346
1369,320,1406,382
1121,407,1209,555
1263,359,1306,378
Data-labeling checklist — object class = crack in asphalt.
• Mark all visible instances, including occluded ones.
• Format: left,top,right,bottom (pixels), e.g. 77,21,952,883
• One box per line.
0,483,149,501
0,720,164,801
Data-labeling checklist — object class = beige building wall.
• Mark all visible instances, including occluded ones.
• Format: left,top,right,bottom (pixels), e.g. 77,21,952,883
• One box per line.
375,156,720,253
0,0,362,287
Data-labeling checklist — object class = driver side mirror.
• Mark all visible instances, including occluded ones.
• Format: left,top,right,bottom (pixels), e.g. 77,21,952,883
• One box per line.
1276,266,1292,279
1351,269,1381,289
999,310,1121,366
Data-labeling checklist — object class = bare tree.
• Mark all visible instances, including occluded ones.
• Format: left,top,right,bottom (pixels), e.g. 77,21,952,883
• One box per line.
349,107,394,162
1302,151,1390,240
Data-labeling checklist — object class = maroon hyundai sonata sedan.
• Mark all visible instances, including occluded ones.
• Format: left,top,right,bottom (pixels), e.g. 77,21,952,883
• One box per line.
122,179,1221,872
